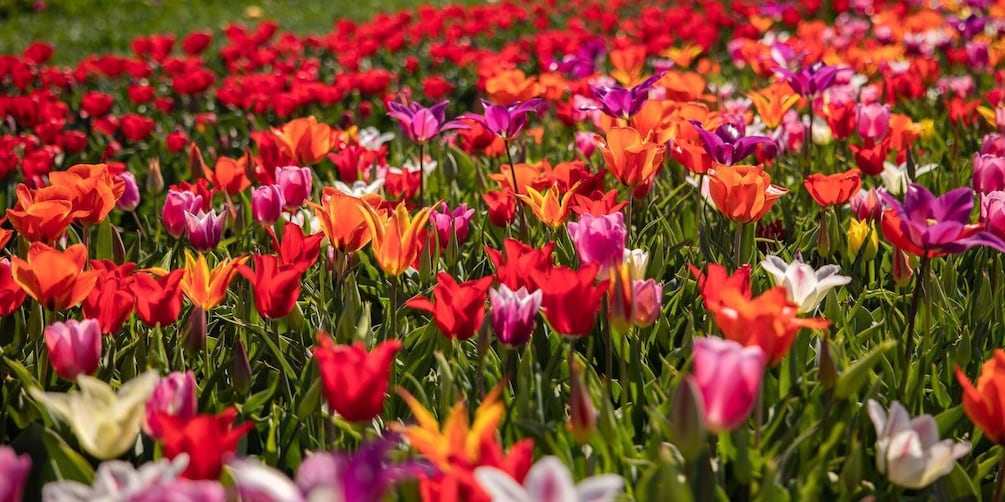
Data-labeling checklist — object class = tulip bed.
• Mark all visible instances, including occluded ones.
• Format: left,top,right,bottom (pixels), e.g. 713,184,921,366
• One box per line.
1,0,1005,500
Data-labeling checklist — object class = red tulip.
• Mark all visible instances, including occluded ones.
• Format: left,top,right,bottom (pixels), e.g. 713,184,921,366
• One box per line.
485,238,555,292
0,258,26,317
268,221,323,272
152,407,253,480
405,273,494,340
313,333,401,422
131,269,185,328
532,264,608,336
237,255,304,320
82,260,136,335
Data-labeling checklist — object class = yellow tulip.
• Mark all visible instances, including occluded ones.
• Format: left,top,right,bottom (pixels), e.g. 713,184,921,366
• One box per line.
847,219,878,261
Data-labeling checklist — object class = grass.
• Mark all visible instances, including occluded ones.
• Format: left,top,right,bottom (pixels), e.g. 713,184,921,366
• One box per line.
0,0,452,64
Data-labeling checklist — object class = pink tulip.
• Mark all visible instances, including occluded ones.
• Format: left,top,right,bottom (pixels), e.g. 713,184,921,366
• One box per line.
44,319,102,381
850,188,883,222
275,166,313,210
0,446,31,502
981,191,1005,240
489,285,542,347
184,209,225,251
973,153,1005,195
690,337,765,433
115,171,141,212
567,212,626,273
983,133,1005,157
144,370,198,438
430,203,475,247
855,103,890,142
162,190,203,238
632,279,662,328
251,184,285,225
575,131,596,157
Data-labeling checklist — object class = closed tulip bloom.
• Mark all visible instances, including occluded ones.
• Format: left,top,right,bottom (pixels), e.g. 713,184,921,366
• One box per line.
313,332,401,422
867,400,970,489
45,319,102,381
115,171,141,211
803,169,862,207
11,242,99,311
623,248,649,280
237,254,304,319
760,255,851,313
29,370,159,459
310,189,372,253
850,188,884,222
567,212,627,273
358,201,434,277
690,337,765,433
855,103,890,141
184,209,225,251
131,269,186,327
251,185,285,225
707,165,788,223
982,191,1005,240
275,166,313,210
430,203,476,247
0,445,31,502
847,219,879,260
151,408,254,480
488,284,542,347
145,371,198,438
632,278,662,327
957,349,1005,444
973,153,1005,195
532,264,608,336
595,127,666,192
163,190,204,238
387,100,467,143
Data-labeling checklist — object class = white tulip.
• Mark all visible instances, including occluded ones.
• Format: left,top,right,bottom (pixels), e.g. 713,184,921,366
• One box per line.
760,255,851,313
475,456,623,502
867,399,970,489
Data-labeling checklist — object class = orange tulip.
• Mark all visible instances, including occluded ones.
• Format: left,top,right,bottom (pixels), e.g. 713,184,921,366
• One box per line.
205,156,251,196
957,350,1005,444
49,164,123,227
11,242,98,311
596,127,666,192
310,189,373,253
662,44,703,68
803,169,862,207
657,71,709,102
272,116,337,166
358,201,434,277
707,165,788,223
488,162,550,195
518,183,579,228
887,113,923,152
609,46,647,87
180,251,248,310
747,83,801,129
485,69,541,105
5,184,77,243
709,286,829,365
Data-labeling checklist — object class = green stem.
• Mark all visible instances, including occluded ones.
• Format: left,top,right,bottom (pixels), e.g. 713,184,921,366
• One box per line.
994,451,1005,502
418,142,425,207
899,255,930,401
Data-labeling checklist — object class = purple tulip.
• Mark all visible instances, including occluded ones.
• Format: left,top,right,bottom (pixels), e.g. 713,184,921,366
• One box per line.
275,166,313,210
184,209,225,251
387,100,467,144
880,183,1005,255
690,337,765,433
430,203,475,247
549,37,606,78
567,212,627,272
774,62,840,97
144,371,198,438
115,171,141,212
489,284,543,347
0,446,31,502
251,184,286,225
586,72,664,120
974,154,1005,194
966,41,990,69
460,98,546,141
690,120,776,165
162,190,203,238
44,319,102,381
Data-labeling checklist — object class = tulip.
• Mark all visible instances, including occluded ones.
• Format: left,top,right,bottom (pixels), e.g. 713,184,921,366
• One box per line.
760,255,851,313
131,269,185,328
669,378,707,460
275,166,313,210
566,361,596,443
973,153,1005,195
567,212,627,273
163,190,203,238
774,61,839,97
957,349,1005,444
982,133,1005,157
151,407,254,480
460,98,546,141
144,371,198,438
5,183,76,243
690,337,765,433
49,163,125,226
205,156,251,196
595,127,666,193
184,209,225,251
43,456,224,501
310,190,372,253
251,184,285,225
519,183,580,228
430,202,475,248
180,252,247,311
850,188,883,222
847,219,879,260
0,445,31,502
30,371,159,459
880,183,1005,257
387,100,467,143
237,254,305,319
532,264,608,336
690,262,752,309
476,457,624,502
632,278,663,327
855,103,890,141
586,73,663,119
575,131,596,157
691,120,776,166
405,273,494,340
866,399,970,489
11,242,99,311
747,83,800,129
803,169,862,207
891,247,914,287
0,258,27,317
45,319,102,381
623,248,649,280
488,284,542,347
707,165,788,223
313,333,401,422
486,238,556,292
358,201,434,277
115,171,141,211
850,138,891,176
271,116,336,166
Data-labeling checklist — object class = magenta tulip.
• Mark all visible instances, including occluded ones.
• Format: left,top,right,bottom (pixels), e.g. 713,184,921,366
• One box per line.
184,209,225,251
690,336,765,433
0,446,31,502
973,153,1005,195
115,171,141,212
386,100,466,143
430,203,475,247
251,184,285,225
162,190,203,238
488,284,542,347
275,166,313,210
855,103,890,142
632,279,662,328
44,319,102,381
567,212,627,273
144,370,198,438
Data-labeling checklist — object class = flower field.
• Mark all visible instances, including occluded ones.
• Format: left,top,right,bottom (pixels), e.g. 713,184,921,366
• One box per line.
1,0,1005,499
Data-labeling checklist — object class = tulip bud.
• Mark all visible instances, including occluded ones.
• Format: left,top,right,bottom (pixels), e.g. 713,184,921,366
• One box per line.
0,446,31,502
892,248,913,287
973,153,1005,195
146,157,164,195
669,377,707,460
251,184,285,225
816,213,832,257
567,360,596,443
631,279,662,328
189,142,206,179
162,190,203,238
115,171,141,212
575,131,596,157
567,212,627,274
623,248,649,281
430,203,475,248
981,133,1005,157
275,166,313,210
847,219,878,261
182,306,207,352
855,103,890,142
232,338,252,394
44,319,102,381
850,188,883,222
143,371,198,437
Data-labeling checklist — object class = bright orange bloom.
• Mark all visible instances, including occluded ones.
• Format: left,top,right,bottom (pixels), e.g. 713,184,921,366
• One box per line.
180,251,248,310
485,69,541,105
628,100,676,145
11,242,98,311
488,162,550,194
672,138,714,175
596,127,666,191
309,189,373,253
887,113,924,152
803,169,862,207
707,165,789,223
205,156,251,196
518,183,579,228
358,201,434,277
657,71,710,102
957,350,1005,444
748,83,801,129
709,286,830,365
5,184,77,243
662,44,703,68
49,164,124,226
272,116,337,165
609,46,647,86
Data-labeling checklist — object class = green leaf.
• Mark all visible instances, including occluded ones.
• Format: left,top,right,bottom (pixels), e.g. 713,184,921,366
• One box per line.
95,218,113,261
938,463,979,501
835,340,897,399
41,429,94,483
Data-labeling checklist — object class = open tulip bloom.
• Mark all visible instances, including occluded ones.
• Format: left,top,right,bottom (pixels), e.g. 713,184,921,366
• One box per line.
867,400,969,489
760,255,851,313
880,183,1005,257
